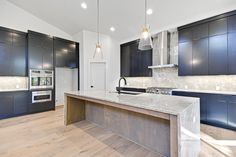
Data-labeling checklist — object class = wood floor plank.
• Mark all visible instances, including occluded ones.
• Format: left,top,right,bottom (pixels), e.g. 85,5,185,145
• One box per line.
0,107,236,157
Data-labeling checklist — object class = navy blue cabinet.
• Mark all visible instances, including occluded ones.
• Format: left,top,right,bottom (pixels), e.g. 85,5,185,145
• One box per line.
14,92,29,115
120,40,152,77
209,18,227,36
228,15,236,32
0,93,14,119
192,23,208,40
178,11,236,76
12,33,27,76
173,91,236,131
178,42,192,76
228,33,236,74
54,37,78,69
209,35,228,75
207,94,228,127
28,31,53,70
0,28,27,76
120,44,131,77
228,96,236,129
192,38,208,75
0,91,29,119
179,28,192,43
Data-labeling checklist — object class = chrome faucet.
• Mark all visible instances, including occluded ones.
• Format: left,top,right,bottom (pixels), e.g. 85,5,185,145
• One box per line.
118,77,127,94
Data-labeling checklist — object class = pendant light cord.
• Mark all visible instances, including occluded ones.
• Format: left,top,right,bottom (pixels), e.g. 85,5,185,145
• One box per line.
97,0,100,44
145,0,147,26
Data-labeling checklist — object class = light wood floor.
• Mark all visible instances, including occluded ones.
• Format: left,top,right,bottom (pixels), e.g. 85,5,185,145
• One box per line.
0,107,236,157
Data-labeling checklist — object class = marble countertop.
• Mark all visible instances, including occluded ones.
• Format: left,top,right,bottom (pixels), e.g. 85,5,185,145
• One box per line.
120,86,236,96
173,89,236,95
65,90,199,116
0,89,29,92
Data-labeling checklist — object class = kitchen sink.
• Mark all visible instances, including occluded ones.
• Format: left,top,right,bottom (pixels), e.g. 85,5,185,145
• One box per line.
109,91,141,95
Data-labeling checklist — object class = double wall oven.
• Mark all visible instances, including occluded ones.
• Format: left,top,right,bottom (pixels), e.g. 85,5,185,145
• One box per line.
29,69,54,105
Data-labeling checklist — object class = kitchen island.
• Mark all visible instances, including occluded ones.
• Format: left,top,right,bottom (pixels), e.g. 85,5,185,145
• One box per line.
64,91,200,157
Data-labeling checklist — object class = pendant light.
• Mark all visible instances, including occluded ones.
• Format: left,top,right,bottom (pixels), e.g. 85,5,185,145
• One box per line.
138,0,153,51
93,0,103,58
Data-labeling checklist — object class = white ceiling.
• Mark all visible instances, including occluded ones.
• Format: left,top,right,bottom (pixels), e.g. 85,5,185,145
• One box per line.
7,0,236,42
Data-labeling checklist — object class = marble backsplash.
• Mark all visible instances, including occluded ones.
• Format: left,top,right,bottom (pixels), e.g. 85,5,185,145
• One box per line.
0,77,28,91
126,68,236,92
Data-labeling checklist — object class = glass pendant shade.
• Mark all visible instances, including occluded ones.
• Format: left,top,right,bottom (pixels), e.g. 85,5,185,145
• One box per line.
138,0,153,51
138,25,153,50
93,43,103,58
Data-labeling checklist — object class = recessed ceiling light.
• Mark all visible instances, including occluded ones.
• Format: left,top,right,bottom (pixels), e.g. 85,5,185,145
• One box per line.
110,27,115,32
146,8,153,15
81,2,87,9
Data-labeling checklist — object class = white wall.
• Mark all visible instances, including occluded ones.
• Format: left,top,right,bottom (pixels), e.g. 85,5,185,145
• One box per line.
55,68,79,106
0,0,72,40
73,30,120,91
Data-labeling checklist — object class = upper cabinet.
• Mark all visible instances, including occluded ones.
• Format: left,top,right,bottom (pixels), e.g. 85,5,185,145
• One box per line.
178,11,236,76
178,42,192,76
0,27,27,76
54,37,79,69
209,18,227,36
28,31,53,70
120,40,152,77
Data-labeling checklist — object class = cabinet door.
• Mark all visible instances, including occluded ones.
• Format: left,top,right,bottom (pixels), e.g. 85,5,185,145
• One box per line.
0,44,12,76
14,92,29,115
0,30,12,44
130,43,140,77
199,94,208,122
54,39,65,67
120,45,131,77
209,35,228,75
42,36,53,70
228,33,236,74
28,33,43,69
228,96,236,129
179,28,192,43
0,93,14,119
209,18,227,36
139,49,152,76
192,23,208,40
192,38,208,75
178,42,192,76
54,38,77,69
0,30,12,76
228,15,236,33
207,94,228,126
66,42,77,68
11,33,27,76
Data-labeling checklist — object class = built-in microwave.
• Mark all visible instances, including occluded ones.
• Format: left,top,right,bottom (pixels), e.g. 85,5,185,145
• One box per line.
32,90,52,103
30,69,54,90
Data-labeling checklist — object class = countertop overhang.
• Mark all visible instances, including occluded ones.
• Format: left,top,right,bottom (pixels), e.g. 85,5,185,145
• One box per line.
65,90,199,116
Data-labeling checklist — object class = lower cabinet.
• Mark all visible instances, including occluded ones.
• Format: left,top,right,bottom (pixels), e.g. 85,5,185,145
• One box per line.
0,91,55,119
207,94,228,127
0,91,29,119
0,93,14,119
172,91,236,131
28,101,55,114
14,92,29,115
28,90,55,113
228,96,236,129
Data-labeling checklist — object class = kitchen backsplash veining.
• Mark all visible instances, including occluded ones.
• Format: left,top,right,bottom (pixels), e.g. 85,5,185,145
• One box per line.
0,77,28,91
126,68,236,92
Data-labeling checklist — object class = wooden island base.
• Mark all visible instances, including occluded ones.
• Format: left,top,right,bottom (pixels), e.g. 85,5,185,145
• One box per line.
65,95,180,157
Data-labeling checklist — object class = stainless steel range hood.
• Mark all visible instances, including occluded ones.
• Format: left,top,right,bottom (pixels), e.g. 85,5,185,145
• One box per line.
148,29,178,69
